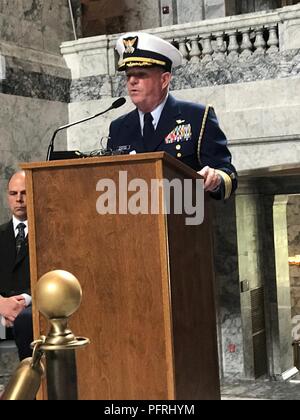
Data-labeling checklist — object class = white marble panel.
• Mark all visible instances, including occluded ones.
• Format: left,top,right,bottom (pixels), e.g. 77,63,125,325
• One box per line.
204,0,226,20
262,105,300,137
281,19,300,51
231,140,300,171
219,104,300,141
0,94,68,167
79,51,109,78
160,0,175,27
123,0,160,31
62,37,110,78
177,0,204,24
211,107,264,140
173,85,227,111
224,78,300,112
0,0,73,54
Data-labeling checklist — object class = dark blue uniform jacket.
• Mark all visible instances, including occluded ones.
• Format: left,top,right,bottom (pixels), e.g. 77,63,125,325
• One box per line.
108,94,237,199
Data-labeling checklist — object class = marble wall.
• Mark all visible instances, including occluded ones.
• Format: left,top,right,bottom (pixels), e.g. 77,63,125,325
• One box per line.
204,0,226,19
0,0,73,224
0,0,299,381
0,93,68,224
0,0,74,53
175,0,206,25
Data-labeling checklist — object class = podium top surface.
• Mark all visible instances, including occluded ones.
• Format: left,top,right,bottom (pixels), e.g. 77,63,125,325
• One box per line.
22,152,201,179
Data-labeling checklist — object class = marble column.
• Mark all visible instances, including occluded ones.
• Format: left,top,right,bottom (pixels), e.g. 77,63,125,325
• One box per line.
212,197,245,379
235,191,268,378
272,195,296,377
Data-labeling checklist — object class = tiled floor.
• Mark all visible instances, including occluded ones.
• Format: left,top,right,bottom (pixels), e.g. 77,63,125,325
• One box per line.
0,339,19,392
2,366,300,400
221,378,300,400
1,380,299,400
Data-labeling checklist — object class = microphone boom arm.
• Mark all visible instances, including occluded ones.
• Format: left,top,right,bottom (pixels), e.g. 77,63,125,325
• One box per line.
46,107,113,161
46,97,126,161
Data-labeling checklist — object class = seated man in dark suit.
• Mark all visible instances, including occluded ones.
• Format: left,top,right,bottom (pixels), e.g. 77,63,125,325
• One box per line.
0,170,33,361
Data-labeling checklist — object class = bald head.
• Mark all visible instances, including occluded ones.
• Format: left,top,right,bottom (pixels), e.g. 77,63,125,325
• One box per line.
7,171,27,221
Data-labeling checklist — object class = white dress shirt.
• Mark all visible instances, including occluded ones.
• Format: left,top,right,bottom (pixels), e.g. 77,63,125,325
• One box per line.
12,216,31,307
138,94,169,134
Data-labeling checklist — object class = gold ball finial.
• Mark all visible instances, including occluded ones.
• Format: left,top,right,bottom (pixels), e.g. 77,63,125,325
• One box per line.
36,270,82,319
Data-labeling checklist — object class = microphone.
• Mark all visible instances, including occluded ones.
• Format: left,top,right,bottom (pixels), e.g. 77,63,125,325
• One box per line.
46,97,126,161
110,97,126,109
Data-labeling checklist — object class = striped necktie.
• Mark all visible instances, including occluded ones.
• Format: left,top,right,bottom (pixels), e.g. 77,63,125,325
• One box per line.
16,223,26,254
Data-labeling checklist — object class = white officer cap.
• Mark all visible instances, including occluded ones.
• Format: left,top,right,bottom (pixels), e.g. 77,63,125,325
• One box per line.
116,32,183,72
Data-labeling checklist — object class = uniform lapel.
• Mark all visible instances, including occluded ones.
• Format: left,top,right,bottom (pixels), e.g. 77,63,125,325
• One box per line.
123,97,183,153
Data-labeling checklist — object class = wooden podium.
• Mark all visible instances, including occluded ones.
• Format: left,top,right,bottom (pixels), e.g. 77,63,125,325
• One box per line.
23,152,220,400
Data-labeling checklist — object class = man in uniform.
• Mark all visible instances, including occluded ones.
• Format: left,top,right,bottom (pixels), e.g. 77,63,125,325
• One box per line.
108,32,237,200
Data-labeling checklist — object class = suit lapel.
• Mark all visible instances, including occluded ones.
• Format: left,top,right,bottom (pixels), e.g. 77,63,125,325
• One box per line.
124,109,145,152
150,95,182,152
1,221,16,272
2,220,27,269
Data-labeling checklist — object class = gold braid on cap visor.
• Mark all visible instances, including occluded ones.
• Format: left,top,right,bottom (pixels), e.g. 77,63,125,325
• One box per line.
119,56,167,68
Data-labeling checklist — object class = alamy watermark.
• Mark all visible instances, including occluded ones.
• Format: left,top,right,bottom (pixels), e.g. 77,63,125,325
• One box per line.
96,171,204,226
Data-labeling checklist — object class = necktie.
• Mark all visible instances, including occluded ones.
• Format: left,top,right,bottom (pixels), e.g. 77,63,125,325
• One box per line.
16,223,26,254
143,113,155,148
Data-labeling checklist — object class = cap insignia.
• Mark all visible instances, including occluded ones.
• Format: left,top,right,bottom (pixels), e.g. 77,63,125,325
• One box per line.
123,37,138,54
